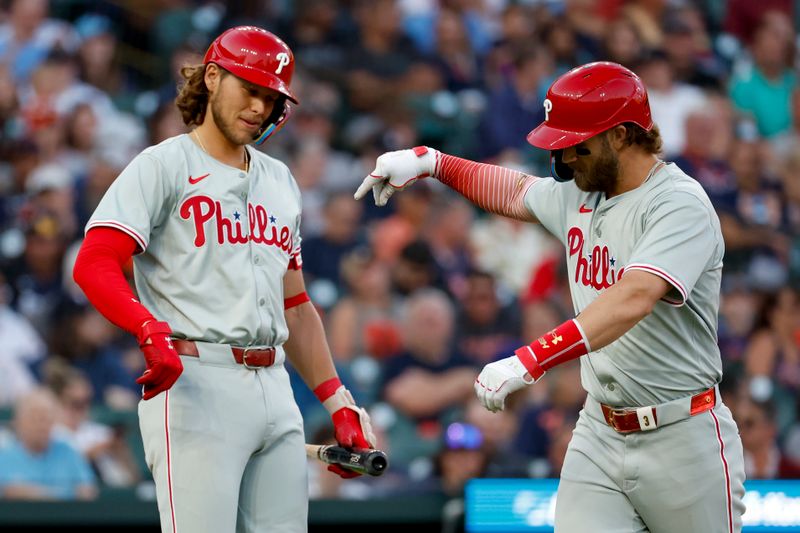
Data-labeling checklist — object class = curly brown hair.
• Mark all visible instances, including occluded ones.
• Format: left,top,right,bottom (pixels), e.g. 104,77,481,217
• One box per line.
620,122,663,155
175,64,211,127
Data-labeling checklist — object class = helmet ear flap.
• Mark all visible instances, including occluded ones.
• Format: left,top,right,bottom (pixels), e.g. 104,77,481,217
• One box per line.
254,96,292,145
550,150,574,182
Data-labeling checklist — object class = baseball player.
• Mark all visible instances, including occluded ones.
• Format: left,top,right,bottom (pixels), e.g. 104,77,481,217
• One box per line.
72,26,375,532
356,62,746,532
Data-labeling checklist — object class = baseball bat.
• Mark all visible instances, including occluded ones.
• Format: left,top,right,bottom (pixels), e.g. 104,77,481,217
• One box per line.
305,444,389,477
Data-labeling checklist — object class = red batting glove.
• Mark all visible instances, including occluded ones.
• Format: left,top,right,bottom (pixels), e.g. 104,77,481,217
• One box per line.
314,377,376,479
136,321,183,400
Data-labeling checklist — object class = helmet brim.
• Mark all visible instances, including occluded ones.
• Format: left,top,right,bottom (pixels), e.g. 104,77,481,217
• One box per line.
526,122,594,150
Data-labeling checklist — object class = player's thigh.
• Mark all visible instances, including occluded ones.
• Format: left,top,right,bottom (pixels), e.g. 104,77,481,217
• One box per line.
139,359,265,533
236,369,308,533
555,411,647,533
633,404,745,533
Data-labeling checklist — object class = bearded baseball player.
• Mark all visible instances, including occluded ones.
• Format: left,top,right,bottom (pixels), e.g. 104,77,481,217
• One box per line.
72,26,375,532
356,62,746,532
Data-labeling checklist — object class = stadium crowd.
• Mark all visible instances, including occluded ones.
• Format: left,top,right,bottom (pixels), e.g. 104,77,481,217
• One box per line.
1,0,800,502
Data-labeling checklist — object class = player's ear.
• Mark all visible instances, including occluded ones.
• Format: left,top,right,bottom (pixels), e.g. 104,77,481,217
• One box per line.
608,125,627,151
204,63,222,93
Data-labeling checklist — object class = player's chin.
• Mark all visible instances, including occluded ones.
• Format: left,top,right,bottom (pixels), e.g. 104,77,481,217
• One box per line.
238,119,261,142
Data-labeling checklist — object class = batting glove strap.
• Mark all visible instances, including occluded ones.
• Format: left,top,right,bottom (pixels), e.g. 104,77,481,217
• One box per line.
515,318,590,378
137,320,172,346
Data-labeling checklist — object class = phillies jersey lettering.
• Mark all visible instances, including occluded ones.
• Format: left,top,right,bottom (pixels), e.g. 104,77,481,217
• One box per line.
86,134,303,347
180,195,295,251
524,163,725,406
567,226,624,290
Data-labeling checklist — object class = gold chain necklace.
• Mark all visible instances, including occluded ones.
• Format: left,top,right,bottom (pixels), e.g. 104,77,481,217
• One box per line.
192,129,249,172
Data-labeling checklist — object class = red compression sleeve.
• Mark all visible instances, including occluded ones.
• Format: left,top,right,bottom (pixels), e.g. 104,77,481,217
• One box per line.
514,319,591,380
72,227,155,335
434,153,539,221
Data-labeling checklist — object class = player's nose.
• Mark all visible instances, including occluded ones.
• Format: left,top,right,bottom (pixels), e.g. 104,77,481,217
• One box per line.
561,146,578,164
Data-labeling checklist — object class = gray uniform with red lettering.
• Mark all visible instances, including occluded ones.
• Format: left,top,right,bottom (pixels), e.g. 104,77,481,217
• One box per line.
523,162,746,532
87,133,308,532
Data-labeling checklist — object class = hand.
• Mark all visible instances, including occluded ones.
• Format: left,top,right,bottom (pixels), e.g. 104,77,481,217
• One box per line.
136,321,183,400
319,384,377,479
354,146,437,206
474,355,535,412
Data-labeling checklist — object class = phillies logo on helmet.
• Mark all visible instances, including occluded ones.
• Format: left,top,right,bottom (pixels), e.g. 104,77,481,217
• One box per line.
275,52,290,74
543,98,553,122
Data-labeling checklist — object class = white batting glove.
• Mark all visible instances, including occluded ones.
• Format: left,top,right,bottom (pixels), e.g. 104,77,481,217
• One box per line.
353,146,438,206
474,355,536,412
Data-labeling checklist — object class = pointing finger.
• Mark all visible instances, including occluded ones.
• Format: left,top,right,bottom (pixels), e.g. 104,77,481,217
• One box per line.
354,172,380,200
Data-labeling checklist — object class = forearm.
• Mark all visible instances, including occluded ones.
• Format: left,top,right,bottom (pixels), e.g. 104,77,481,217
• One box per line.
574,279,658,351
283,302,338,389
434,153,539,222
387,369,474,417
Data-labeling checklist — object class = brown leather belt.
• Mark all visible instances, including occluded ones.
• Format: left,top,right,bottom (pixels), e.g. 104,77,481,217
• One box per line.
600,386,716,434
171,339,276,368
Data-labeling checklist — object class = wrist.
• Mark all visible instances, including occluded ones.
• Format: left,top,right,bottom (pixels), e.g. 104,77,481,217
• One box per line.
137,320,171,346
514,318,590,380
313,377,353,415
411,146,438,178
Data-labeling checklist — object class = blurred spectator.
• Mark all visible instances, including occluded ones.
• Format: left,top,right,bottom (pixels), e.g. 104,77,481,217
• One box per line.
743,288,800,396
2,210,71,335
25,162,78,239
661,7,724,90
74,13,136,111
672,97,737,207
476,45,551,160
427,8,484,92
390,240,442,297
382,289,475,422
0,0,79,84
425,195,475,299
462,397,530,478
723,1,793,45
327,247,402,362
455,269,521,365
601,17,643,68
0,387,97,500
301,191,365,288
46,361,140,487
636,49,707,158
0,271,46,407
470,214,559,296
146,101,188,145
435,422,489,497
729,15,796,139
370,183,433,264
738,397,800,478
49,301,139,409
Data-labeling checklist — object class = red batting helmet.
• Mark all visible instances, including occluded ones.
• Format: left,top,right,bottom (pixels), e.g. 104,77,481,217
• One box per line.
204,26,298,104
526,62,652,151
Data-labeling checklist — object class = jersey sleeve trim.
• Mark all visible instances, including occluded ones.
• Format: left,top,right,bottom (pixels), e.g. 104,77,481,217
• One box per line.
624,262,687,307
86,220,147,253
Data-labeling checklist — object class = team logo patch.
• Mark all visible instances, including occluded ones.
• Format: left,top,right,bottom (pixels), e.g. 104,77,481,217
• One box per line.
275,52,290,74
543,98,553,121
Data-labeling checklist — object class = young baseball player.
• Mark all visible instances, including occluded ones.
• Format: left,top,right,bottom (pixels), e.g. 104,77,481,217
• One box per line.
356,62,746,532
73,26,374,532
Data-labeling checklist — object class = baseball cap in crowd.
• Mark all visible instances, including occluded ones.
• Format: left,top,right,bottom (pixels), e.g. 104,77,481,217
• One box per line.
26,163,74,194
444,422,484,451
74,14,112,41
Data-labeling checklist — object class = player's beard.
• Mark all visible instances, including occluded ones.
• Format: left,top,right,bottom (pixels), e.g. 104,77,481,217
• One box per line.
209,90,255,147
572,137,619,195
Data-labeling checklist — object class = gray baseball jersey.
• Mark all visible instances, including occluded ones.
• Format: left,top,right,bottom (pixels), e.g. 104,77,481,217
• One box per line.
523,162,745,533
87,133,309,532
87,133,303,348
524,162,724,406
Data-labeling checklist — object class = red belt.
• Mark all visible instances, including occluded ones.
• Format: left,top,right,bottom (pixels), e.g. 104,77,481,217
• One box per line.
171,339,276,368
600,386,716,434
